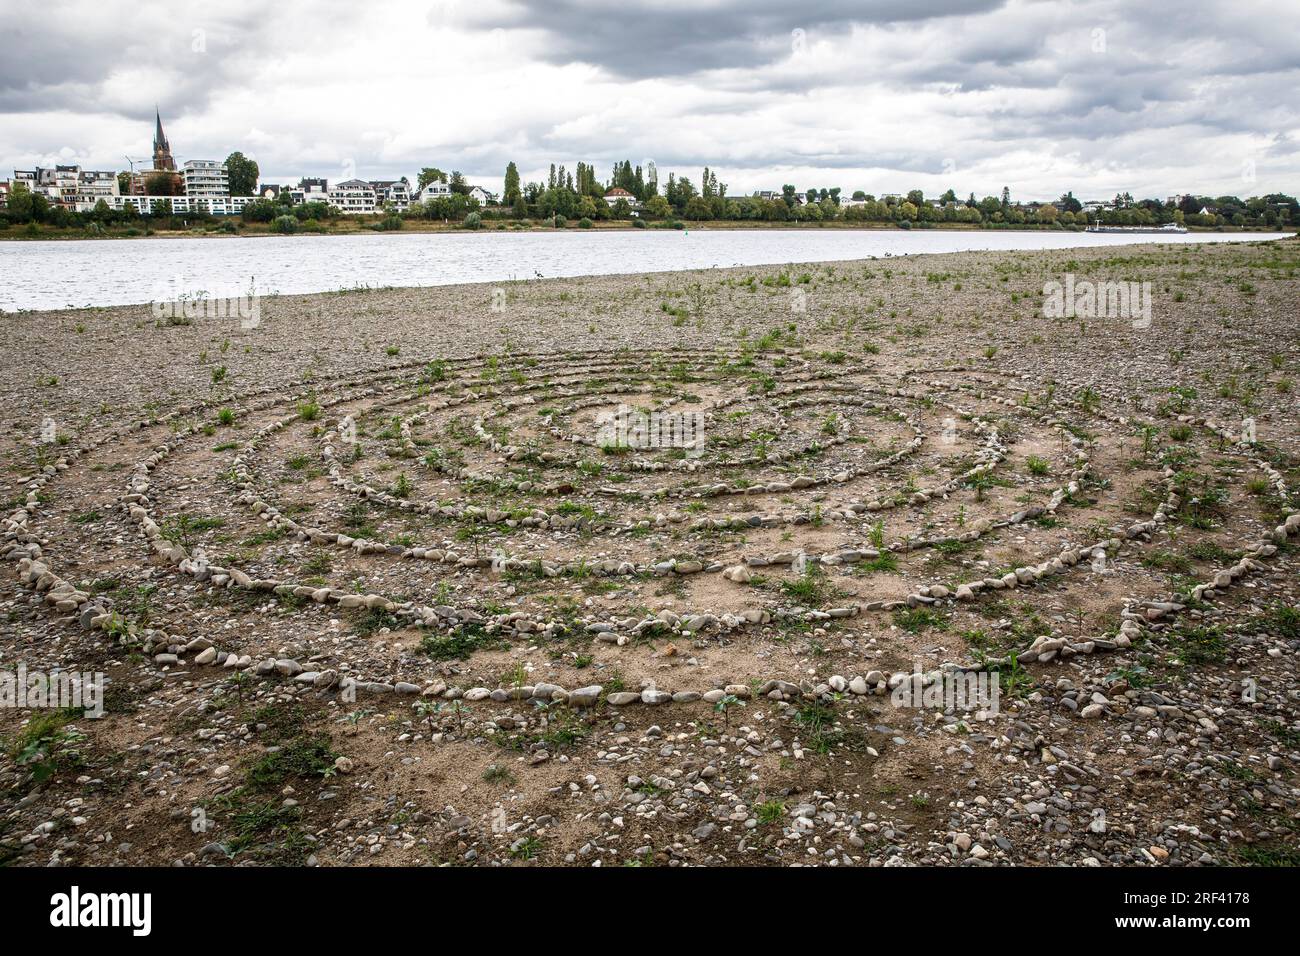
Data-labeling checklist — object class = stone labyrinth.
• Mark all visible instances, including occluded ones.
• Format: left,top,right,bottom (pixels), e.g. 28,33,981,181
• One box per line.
8,347,1300,708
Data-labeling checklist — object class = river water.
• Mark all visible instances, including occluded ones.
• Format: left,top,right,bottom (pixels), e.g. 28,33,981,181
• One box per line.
0,227,1288,312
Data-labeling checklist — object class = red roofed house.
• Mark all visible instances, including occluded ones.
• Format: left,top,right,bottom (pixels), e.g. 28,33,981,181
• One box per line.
603,186,637,208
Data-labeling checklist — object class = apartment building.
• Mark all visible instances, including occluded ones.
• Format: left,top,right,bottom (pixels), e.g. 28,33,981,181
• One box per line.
12,165,120,210
369,179,411,212
328,178,376,214
293,177,329,205
105,194,252,216
182,160,229,198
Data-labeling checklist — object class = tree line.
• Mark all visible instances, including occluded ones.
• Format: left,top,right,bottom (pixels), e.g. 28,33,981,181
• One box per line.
3,150,1296,233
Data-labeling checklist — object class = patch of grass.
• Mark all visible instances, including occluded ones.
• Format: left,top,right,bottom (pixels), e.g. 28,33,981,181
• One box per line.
894,607,950,632
854,552,899,574
1233,844,1300,867
510,836,543,860
160,513,225,546
1165,622,1228,667
418,623,508,660
792,703,859,755
246,735,336,788
755,800,786,825
6,707,86,785
777,564,839,607
352,608,403,637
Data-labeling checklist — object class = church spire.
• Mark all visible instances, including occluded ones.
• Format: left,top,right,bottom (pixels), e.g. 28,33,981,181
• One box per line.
152,107,175,171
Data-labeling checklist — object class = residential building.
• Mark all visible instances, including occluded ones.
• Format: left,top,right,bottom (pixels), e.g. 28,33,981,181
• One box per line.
467,185,497,206
328,178,376,214
417,180,451,202
369,179,412,212
182,159,229,198
105,194,252,216
71,169,119,210
14,166,75,206
603,186,636,207
12,166,119,210
295,177,329,205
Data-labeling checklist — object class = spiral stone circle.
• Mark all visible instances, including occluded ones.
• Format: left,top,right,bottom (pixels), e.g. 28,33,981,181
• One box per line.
4,241,1300,867
8,344,1297,710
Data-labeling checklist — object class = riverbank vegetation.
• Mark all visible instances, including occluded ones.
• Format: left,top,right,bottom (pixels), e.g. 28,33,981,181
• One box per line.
2,160,1295,240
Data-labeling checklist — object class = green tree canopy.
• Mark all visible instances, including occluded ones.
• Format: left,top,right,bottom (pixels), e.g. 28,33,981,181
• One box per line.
224,152,259,196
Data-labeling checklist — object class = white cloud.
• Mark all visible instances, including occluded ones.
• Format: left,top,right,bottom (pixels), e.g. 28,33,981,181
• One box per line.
1,0,1297,200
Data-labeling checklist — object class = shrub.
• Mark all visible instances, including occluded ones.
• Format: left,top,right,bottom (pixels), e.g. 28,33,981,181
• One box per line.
270,215,298,234
632,218,647,228
578,217,593,229
463,212,482,230
552,214,567,228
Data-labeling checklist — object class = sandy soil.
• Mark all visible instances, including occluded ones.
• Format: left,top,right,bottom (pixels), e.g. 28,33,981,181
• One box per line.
1,238,1298,867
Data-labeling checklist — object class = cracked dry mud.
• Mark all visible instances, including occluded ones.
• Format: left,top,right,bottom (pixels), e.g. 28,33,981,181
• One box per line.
2,238,1298,867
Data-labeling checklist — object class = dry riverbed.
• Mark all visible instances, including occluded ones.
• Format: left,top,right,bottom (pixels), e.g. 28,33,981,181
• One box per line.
1,238,1298,867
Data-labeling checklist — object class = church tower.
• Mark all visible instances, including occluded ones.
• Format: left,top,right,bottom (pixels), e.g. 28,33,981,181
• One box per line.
152,109,176,171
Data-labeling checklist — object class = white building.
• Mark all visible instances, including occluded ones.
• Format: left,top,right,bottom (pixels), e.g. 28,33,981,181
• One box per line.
12,165,116,209
69,170,120,210
417,180,451,202
182,160,229,199
467,185,496,206
370,179,411,212
603,186,636,208
12,166,121,210
104,195,252,216
328,179,376,214
290,178,329,205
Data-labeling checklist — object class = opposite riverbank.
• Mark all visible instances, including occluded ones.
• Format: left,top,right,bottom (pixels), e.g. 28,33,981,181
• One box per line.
0,214,1287,241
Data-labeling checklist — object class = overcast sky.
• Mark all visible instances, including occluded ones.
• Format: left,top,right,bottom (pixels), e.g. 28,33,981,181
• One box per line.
3,0,1297,200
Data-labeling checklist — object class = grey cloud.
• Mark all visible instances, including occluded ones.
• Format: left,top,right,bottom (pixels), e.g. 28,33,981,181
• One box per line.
0,2,292,120
467,0,1007,78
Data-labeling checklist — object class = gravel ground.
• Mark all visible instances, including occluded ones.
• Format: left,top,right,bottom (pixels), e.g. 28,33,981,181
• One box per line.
1,237,1298,867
